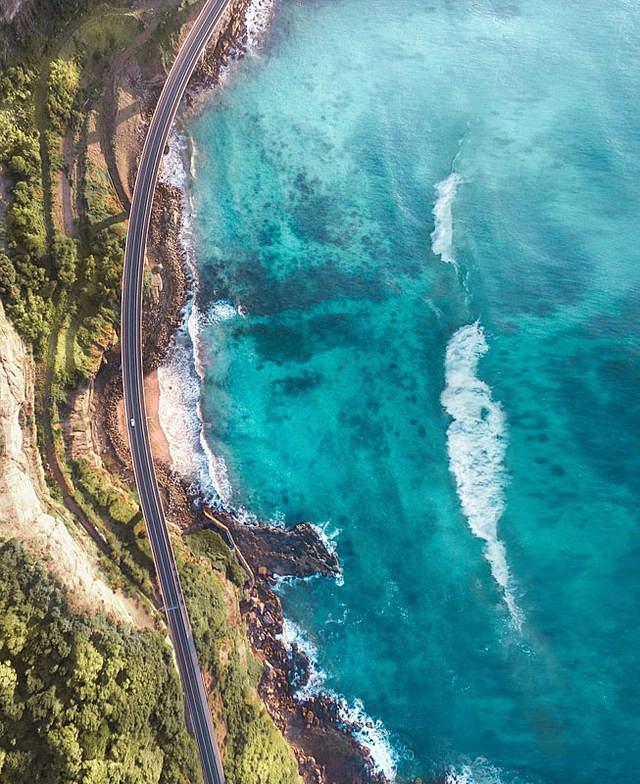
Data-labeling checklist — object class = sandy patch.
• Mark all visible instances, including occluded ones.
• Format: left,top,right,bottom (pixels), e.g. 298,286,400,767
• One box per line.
116,370,172,468
145,369,172,466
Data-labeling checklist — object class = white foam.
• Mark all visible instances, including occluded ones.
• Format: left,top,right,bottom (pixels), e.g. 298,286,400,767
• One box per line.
278,619,398,780
446,757,507,784
159,132,189,190
309,520,340,557
157,133,237,505
441,322,523,630
431,172,462,266
341,698,398,782
204,299,243,324
279,618,328,700
306,522,344,585
244,0,276,52
272,573,320,591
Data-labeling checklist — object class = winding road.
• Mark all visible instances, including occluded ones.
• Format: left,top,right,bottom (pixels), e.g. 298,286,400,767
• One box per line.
120,2,233,782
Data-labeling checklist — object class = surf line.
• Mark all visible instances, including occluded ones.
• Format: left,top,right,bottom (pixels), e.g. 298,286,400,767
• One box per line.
431,171,463,267
441,321,524,630
430,157,524,628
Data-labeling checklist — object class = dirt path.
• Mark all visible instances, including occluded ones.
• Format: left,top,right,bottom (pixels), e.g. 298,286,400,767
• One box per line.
100,73,133,212
0,169,9,252
41,314,109,554
60,129,76,236
52,130,76,237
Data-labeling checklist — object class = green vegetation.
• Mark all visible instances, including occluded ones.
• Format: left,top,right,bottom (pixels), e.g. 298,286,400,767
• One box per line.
0,540,201,784
0,67,51,349
181,532,302,784
188,527,247,587
71,457,156,597
0,534,301,784
221,647,301,784
73,459,138,526
0,60,123,363
1,0,131,66
0,2,305,782
47,59,80,132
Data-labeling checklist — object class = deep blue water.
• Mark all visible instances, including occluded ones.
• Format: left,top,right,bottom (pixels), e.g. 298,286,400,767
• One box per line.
180,1,640,780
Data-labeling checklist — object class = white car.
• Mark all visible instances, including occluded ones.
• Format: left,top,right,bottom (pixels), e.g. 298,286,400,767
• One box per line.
130,418,136,428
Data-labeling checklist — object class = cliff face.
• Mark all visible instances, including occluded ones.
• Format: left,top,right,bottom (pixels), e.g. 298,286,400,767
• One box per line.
0,301,144,625
0,0,27,24
0,0,33,64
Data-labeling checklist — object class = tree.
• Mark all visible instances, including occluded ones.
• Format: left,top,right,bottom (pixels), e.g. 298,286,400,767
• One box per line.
52,234,78,286
0,254,16,298
0,541,202,784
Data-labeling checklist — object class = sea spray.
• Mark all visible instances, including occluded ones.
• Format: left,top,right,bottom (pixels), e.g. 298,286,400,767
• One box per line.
278,618,399,781
441,322,523,629
445,757,509,784
431,172,462,265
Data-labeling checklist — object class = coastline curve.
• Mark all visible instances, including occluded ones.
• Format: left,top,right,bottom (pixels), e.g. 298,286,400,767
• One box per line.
120,2,236,783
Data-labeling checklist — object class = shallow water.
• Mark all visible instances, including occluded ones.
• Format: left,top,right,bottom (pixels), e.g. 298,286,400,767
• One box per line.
174,1,640,780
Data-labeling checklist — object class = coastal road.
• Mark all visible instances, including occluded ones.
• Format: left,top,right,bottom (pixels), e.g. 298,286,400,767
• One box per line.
120,2,233,783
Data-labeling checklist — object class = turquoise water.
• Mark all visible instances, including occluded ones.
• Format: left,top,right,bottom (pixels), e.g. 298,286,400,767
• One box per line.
186,1,640,780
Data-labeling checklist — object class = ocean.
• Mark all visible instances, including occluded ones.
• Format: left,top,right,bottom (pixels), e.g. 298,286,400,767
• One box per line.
159,1,640,781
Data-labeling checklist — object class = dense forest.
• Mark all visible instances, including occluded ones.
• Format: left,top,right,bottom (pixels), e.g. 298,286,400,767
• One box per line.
0,42,124,364
0,536,301,784
0,540,202,783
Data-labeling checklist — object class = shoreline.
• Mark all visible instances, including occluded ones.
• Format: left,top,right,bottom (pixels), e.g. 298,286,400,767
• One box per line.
130,2,397,782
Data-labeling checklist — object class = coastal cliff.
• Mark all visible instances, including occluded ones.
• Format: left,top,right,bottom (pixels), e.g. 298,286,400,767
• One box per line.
0,301,145,625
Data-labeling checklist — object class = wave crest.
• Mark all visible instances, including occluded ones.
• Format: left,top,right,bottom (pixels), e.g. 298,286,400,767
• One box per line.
441,322,523,629
431,172,462,265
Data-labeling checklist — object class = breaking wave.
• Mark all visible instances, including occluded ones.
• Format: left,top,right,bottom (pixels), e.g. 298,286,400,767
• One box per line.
244,0,276,52
446,757,508,784
278,619,399,781
441,322,523,629
158,132,240,505
431,171,462,266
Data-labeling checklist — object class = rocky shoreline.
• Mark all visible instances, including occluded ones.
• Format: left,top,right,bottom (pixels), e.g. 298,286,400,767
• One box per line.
95,2,394,782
